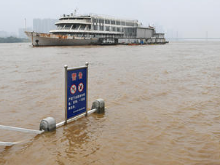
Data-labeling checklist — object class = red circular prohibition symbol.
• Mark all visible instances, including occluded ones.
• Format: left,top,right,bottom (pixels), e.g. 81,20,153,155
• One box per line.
70,84,77,94
78,83,84,92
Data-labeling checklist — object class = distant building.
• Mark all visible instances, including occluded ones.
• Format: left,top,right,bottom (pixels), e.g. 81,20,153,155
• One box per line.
0,30,17,38
0,30,8,37
18,27,32,38
33,19,57,33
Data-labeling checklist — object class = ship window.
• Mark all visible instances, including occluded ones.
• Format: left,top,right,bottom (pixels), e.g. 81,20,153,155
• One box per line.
94,25,98,30
80,25,85,30
100,26,104,31
126,22,135,26
105,26,110,31
116,21,120,25
111,20,115,25
105,20,110,24
99,19,104,24
72,25,76,29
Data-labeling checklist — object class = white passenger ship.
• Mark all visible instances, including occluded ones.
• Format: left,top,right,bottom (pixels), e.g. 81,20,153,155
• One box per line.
25,13,168,46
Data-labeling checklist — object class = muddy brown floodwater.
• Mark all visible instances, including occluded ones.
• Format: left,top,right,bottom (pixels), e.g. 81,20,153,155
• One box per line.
0,42,220,165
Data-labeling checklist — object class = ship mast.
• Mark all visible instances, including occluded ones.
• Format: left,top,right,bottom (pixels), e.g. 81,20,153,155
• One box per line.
24,18,26,31
74,8,78,16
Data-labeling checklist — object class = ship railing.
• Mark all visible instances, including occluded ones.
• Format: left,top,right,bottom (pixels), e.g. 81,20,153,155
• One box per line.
56,19,91,24
54,29,124,34
56,28,89,31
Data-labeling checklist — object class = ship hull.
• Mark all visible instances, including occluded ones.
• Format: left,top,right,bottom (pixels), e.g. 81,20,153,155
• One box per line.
25,31,99,46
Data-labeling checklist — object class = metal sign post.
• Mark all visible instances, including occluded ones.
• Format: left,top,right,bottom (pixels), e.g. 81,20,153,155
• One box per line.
64,63,88,124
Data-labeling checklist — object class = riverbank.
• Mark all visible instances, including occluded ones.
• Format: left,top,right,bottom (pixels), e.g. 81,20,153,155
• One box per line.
0,37,30,43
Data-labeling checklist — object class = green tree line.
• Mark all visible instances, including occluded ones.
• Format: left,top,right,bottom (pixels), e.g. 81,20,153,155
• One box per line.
0,36,29,43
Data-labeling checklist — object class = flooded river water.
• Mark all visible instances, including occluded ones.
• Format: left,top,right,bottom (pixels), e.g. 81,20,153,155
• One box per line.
0,42,220,164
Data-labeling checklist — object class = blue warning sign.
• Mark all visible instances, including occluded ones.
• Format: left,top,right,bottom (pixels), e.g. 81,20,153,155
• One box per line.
65,66,87,120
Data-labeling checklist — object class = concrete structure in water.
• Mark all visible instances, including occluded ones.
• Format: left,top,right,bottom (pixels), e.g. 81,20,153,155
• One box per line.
40,99,105,132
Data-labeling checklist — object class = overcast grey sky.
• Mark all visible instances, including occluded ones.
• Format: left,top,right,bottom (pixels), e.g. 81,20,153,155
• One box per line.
1,0,219,38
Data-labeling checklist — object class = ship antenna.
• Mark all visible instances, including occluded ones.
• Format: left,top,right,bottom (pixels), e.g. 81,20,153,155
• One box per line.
74,8,78,16
24,18,26,31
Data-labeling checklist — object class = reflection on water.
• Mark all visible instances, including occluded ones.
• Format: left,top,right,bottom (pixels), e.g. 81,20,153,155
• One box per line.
0,42,220,164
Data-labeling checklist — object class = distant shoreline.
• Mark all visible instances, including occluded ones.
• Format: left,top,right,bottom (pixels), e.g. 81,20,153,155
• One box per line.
167,38,220,41
0,37,30,43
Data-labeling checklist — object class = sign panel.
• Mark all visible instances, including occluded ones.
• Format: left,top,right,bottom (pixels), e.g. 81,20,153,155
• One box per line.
65,65,88,121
